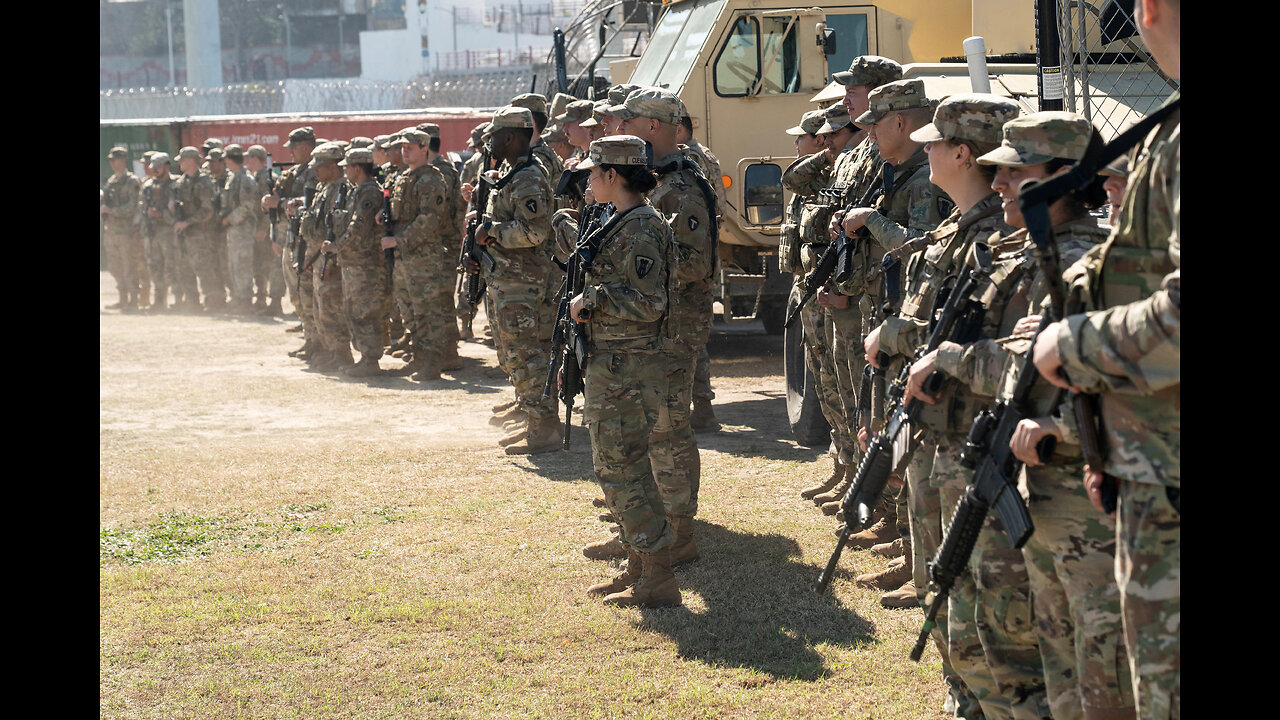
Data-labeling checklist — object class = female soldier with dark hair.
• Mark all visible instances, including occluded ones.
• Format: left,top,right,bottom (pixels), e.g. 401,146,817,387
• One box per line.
908,112,1131,720
566,135,682,609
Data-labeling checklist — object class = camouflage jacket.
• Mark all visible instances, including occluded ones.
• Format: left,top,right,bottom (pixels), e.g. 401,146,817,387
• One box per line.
277,160,318,245
431,155,466,254
139,175,176,238
300,179,334,245
253,166,274,234
220,167,260,229
172,171,217,235
389,163,449,259
530,141,564,183
1055,93,1180,487
101,172,142,233
333,179,384,269
650,150,717,345
582,203,678,352
682,140,725,207
483,154,556,285
460,152,485,188
930,216,1108,442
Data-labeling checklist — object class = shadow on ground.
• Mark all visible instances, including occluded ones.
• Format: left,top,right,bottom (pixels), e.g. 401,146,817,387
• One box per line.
629,518,877,680
698,394,825,463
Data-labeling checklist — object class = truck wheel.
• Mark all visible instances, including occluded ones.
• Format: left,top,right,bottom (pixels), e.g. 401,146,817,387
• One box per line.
784,286,831,447
760,298,785,336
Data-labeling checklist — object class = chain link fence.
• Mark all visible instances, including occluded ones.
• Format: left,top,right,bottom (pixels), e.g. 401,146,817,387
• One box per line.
99,70,533,119
1055,0,1177,139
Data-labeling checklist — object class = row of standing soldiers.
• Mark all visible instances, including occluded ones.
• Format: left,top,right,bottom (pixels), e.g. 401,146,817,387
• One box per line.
779,36,1177,720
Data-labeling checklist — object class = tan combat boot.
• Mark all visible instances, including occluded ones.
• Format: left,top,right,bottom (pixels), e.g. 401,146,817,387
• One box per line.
388,354,422,377
504,416,563,455
855,554,913,591
800,460,845,500
880,579,919,609
343,355,382,378
813,473,852,507
587,546,642,596
583,533,628,561
412,354,441,382
602,546,682,608
498,419,528,447
870,537,905,559
440,343,464,371
845,509,900,550
690,398,720,433
489,404,525,427
667,516,700,567
492,399,518,414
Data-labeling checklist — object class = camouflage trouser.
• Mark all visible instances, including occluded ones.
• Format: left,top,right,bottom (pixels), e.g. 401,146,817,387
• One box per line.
144,230,180,298
585,350,673,553
254,231,285,301
314,257,350,356
104,229,146,300
491,280,556,420
1116,481,1179,720
435,285,461,345
341,262,390,360
827,303,863,467
1022,468,1132,720
226,223,256,302
798,278,849,456
215,228,230,293
691,346,714,404
393,248,451,363
285,241,317,344
183,229,226,309
933,443,1049,720
936,444,1013,720
650,343,700,519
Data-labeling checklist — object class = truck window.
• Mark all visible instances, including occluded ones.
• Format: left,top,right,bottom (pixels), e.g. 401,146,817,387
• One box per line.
629,0,726,91
713,15,800,97
744,163,783,225
823,12,871,81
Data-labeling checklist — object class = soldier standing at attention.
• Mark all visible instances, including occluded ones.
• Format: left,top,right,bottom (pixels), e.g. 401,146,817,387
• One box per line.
1030,1,1180,716
172,146,226,313
303,142,354,372
468,107,561,454
101,146,144,312
219,144,261,316
204,146,233,308
510,93,564,181
382,129,451,382
245,145,284,316
263,126,319,354
141,153,181,312
419,122,467,372
324,147,391,378
570,135,681,609
614,88,716,566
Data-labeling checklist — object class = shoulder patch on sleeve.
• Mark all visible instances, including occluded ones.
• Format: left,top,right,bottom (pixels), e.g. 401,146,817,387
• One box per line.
525,198,539,214
688,214,699,232
635,255,655,279
936,195,954,218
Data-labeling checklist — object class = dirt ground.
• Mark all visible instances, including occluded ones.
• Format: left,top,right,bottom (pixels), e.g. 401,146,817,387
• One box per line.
100,271,949,719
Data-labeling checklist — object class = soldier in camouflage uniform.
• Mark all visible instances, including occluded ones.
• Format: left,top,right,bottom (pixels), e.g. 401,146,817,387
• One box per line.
204,146,233,307
509,93,564,183
458,123,490,342
1031,3,1179,715
101,147,144,312
140,153,185,311
303,142,354,371
172,146,226,313
614,88,716,566
321,146,391,378
419,123,466,370
219,145,261,315
246,144,285,316
383,129,452,381
923,111,1130,720
264,127,319,356
571,135,682,608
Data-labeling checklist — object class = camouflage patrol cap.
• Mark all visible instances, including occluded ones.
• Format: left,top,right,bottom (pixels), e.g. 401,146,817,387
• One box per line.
284,126,316,147
391,129,430,147
246,144,269,160
579,100,612,128
549,92,575,122
339,147,374,167
483,106,535,138
556,99,595,125
202,138,224,151
107,146,128,160
542,126,569,144
206,147,226,161
373,134,393,149
333,139,351,151
786,108,829,136
608,83,643,106
141,150,155,164
149,152,171,168
415,123,441,139
223,144,245,162
854,79,933,126
910,93,1021,147
816,104,853,134
177,146,202,161
576,135,652,170
977,111,1094,167
349,136,374,149
509,93,548,116
311,142,345,163
610,88,685,126
832,55,903,88
467,124,485,148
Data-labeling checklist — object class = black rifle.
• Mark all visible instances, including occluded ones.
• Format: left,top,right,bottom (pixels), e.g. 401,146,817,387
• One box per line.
294,185,316,292
553,28,569,94
142,186,154,241
815,258,989,594
461,161,497,307
381,182,396,286
266,154,279,247
318,182,348,282
543,202,609,450
784,164,890,329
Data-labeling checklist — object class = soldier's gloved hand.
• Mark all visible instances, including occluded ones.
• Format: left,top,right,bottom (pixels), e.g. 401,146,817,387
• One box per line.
1010,416,1062,467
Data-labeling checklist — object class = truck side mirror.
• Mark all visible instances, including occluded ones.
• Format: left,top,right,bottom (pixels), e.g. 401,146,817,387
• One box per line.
820,26,837,56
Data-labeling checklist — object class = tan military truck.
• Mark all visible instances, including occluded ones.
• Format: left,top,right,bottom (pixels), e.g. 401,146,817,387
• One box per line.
603,0,1170,444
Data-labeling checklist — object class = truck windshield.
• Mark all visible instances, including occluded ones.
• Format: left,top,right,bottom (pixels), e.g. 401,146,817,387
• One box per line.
629,0,726,91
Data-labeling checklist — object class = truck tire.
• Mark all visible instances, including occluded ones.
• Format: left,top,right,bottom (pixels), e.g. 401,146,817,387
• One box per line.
760,298,786,335
784,286,831,447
